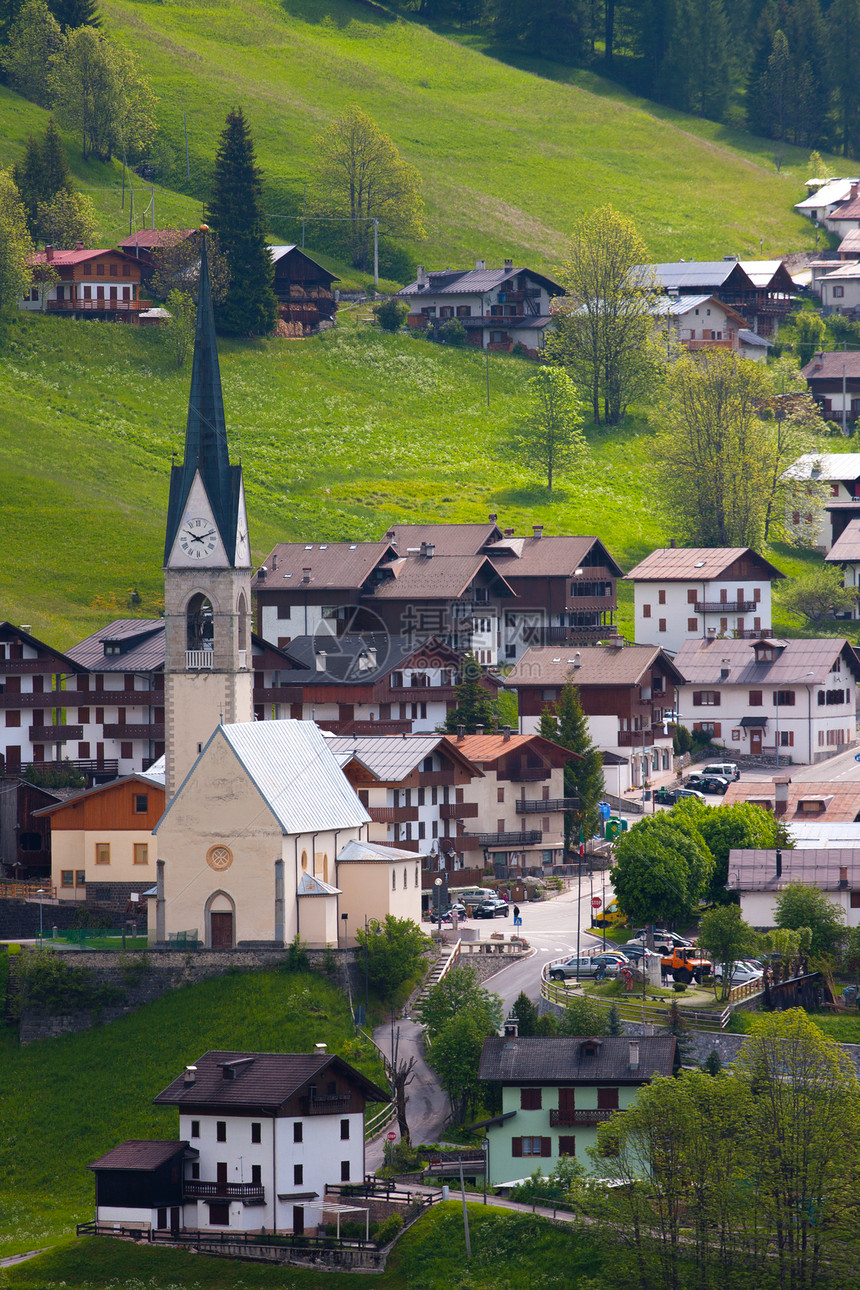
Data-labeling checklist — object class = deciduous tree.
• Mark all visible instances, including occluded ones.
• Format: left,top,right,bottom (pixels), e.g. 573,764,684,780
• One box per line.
0,169,34,314
35,187,95,247
0,0,62,106
610,812,713,926
414,964,503,1040
355,915,430,1000
774,880,845,957
148,228,231,306
162,289,197,370
698,903,758,1000
314,105,425,272
208,107,277,337
504,366,586,492
674,797,786,896
546,204,662,425
776,563,856,627
427,1008,496,1123
50,26,156,162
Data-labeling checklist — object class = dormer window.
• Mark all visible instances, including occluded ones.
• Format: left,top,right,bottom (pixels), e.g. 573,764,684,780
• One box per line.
103,641,123,656
755,645,774,662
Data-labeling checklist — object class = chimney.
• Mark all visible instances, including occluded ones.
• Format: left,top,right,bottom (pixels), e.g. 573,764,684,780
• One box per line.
316,650,326,673
774,778,790,816
775,848,783,879
417,265,426,287
504,528,515,538
45,244,54,262
257,565,267,581
183,1066,197,1086
612,636,624,649
669,538,676,548
504,258,513,272
720,659,730,680
419,541,428,557
475,724,484,736
426,543,435,558
385,528,396,540
457,724,465,740
840,866,849,888
628,1040,640,1071
503,1015,519,1038
271,553,278,571
533,524,544,539
315,1042,328,1055
302,567,311,584
503,725,512,742
488,512,498,523
573,651,581,669
475,258,486,271
852,183,860,199
76,241,84,251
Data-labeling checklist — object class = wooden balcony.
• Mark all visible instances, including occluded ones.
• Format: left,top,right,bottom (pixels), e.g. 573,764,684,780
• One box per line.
617,729,654,747
549,1108,616,1126
683,338,736,350
302,1093,352,1114
0,659,70,674
15,758,118,777
251,686,305,704
501,767,550,783
28,724,83,742
388,686,456,700
367,805,420,824
420,770,456,786
47,297,144,313
439,801,479,820
183,1181,265,1201
695,600,757,614
102,723,165,740
466,830,542,847
0,692,59,709
516,797,579,813
341,720,412,736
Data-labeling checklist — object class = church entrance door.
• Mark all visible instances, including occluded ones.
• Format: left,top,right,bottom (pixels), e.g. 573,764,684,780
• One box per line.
211,911,233,949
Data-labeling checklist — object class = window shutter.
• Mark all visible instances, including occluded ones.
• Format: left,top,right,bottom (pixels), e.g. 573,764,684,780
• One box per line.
512,1138,523,1159
558,1136,576,1156
713,723,722,738
541,1137,552,1158
693,693,702,707
713,693,720,707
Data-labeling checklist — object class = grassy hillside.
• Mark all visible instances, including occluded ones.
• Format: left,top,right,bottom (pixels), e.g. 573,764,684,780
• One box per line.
0,309,824,649
0,0,835,269
0,963,384,1255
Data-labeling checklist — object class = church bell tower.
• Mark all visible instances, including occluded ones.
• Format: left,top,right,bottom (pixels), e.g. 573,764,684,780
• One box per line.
163,229,253,800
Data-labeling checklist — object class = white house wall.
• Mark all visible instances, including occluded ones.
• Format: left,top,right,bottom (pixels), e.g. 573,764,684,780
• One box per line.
634,579,772,654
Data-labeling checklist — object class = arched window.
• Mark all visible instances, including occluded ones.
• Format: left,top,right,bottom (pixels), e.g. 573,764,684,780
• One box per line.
186,593,214,652
323,854,329,883
414,864,419,888
301,850,308,871
392,869,396,891
237,592,248,652
403,867,407,890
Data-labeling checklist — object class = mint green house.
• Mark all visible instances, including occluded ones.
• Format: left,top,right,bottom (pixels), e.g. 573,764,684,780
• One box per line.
477,1034,680,1185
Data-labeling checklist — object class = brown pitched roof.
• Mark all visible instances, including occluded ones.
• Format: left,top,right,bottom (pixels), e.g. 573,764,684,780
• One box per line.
801,352,860,380
485,534,624,578
118,229,195,250
503,644,684,689
826,518,860,562
626,547,784,582
153,1050,389,1109
673,636,859,686
370,555,516,601
66,619,165,673
722,779,860,823
729,848,860,891
445,732,580,766
253,542,396,591
381,522,501,556
88,1140,191,1171
478,1035,679,1084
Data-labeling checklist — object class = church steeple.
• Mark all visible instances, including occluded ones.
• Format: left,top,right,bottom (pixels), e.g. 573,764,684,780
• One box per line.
164,230,244,568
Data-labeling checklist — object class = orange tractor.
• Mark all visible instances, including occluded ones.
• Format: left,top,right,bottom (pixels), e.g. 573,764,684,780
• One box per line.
660,946,712,984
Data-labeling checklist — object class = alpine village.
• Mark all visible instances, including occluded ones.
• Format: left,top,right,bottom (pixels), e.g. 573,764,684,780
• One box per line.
10,2,860,1289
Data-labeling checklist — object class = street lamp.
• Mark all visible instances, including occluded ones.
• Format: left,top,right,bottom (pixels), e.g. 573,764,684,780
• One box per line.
434,877,443,936
37,889,45,945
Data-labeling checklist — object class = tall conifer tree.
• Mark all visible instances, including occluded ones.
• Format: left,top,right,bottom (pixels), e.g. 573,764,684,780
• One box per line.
539,679,604,850
208,107,277,337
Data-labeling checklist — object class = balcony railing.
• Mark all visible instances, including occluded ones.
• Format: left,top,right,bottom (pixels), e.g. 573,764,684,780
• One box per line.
183,1181,265,1201
549,1108,616,1126
0,692,59,709
470,830,542,847
502,767,550,782
28,724,83,742
695,600,757,614
368,805,420,824
13,758,118,777
47,297,143,312
341,720,412,736
420,770,456,786
186,650,214,670
102,723,165,740
302,1093,352,1114
439,801,479,820
253,686,305,704
388,686,456,701
617,729,656,748
516,797,580,813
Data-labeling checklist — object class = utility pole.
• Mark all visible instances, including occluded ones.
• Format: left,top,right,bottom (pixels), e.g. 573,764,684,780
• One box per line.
302,182,307,248
373,218,379,291
184,114,191,182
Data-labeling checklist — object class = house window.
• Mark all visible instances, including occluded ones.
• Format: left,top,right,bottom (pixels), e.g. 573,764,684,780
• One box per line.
692,691,720,706
834,285,845,298
61,870,74,887
773,690,796,707
659,619,667,632
341,1160,350,1182
191,1121,200,1138
251,1122,261,1144
687,618,698,632
109,263,118,276
121,741,133,759
558,1136,576,1156
597,1088,619,1110
415,864,419,888
341,1119,350,1140
251,1164,262,1186
749,690,763,706
5,710,20,727
134,793,148,813
191,1162,200,1179
520,1088,542,1110
512,1137,551,1157
133,843,149,865
95,842,110,864
294,1123,303,1143
693,722,721,737
497,787,505,803
122,263,130,277
76,870,86,887
216,1121,227,1142
294,1164,303,1185
851,892,860,908
97,264,104,275
779,730,794,747
658,589,666,605
642,604,651,618
687,589,697,604
209,1203,229,1226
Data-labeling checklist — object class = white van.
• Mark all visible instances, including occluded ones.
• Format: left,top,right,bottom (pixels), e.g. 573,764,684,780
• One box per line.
450,886,495,907
702,762,740,781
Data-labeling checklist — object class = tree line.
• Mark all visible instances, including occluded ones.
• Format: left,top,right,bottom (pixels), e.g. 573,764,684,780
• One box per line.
390,0,860,157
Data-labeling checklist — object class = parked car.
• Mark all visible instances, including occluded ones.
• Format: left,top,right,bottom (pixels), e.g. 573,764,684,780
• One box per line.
684,774,728,794
590,951,630,968
713,962,763,985
439,902,468,923
622,943,661,964
628,928,693,952
549,955,623,980
677,788,706,802
473,898,509,919
654,786,680,805
702,762,740,782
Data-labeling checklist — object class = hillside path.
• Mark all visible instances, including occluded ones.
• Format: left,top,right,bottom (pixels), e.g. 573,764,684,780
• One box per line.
366,1013,450,1169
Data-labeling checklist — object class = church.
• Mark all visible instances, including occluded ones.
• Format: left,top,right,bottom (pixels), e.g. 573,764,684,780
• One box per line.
150,234,422,949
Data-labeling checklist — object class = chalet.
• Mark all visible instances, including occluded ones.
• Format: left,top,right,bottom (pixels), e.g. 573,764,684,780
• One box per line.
652,294,748,354
817,261,860,314
398,259,565,356
503,643,684,791
646,260,795,336
0,621,87,779
87,1049,388,1238
674,636,860,763
625,547,785,654
22,245,145,321
728,848,860,930
783,448,860,548
825,517,860,617
819,183,860,234
269,245,339,330
36,766,165,913
117,228,196,286
0,776,61,883
795,177,860,225
439,731,578,877
477,1034,679,1184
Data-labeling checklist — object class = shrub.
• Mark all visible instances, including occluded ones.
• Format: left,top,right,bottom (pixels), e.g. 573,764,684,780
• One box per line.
284,934,309,971
438,318,467,346
20,951,125,1014
673,982,687,993
374,299,408,332
374,1213,404,1247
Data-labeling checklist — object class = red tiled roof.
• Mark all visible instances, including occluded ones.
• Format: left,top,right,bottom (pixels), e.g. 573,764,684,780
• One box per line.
29,247,138,267
446,732,579,766
118,229,195,250
626,547,784,581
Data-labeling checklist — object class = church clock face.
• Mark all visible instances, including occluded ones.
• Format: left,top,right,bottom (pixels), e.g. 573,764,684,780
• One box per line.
179,516,218,560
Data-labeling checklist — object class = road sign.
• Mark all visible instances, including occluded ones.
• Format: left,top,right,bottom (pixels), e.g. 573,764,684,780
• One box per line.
591,897,602,908
387,1131,397,1141
855,754,860,763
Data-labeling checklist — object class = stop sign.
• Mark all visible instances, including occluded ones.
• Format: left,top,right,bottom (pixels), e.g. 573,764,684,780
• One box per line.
591,897,602,908
387,1131,397,1141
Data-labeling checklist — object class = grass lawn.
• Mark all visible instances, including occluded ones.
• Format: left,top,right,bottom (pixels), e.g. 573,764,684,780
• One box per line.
728,1008,860,1042
0,965,386,1257
0,1203,607,1289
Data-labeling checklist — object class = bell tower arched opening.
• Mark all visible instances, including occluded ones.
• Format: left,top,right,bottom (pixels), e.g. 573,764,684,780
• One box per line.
186,594,214,666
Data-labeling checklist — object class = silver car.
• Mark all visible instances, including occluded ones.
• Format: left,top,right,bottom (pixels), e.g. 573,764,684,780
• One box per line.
549,955,624,981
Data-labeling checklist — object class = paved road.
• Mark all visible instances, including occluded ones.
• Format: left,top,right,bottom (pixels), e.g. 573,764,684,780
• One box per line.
739,743,860,784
